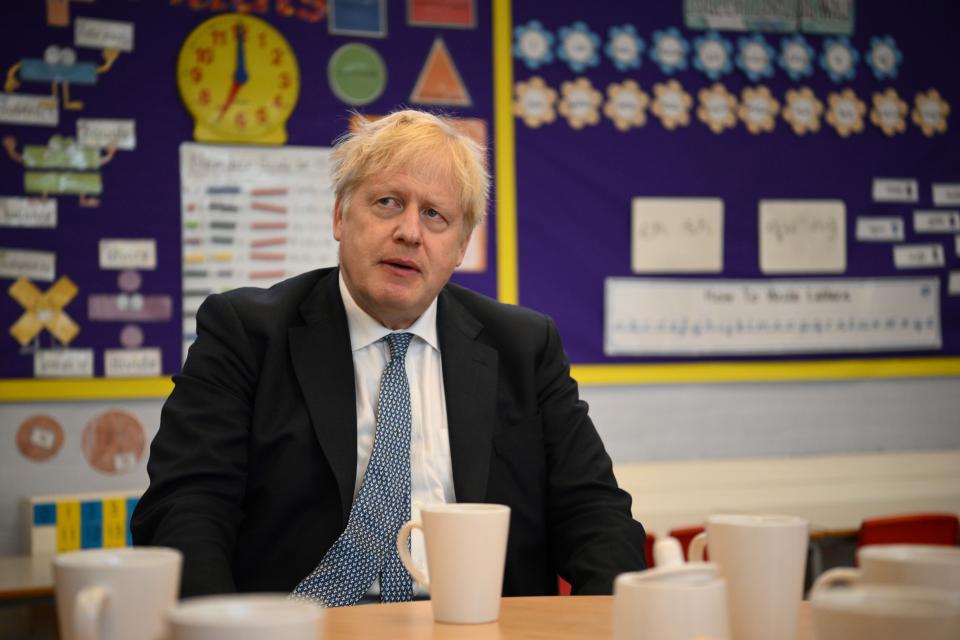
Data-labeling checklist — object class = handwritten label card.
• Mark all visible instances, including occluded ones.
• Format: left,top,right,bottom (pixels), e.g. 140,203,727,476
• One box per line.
75,18,134,51
0,248,56,281
949,272,960,296
932,183,960,207
759,200,846,273
99,239,157,270
77,119,137,150
913,210,960,233
631,198,723,273
893,244,945,269
856,216,904,242
873,178,919,203
34,349,94,377
0,93,58,127
0,197,57,228
104,348,162,377
605,277,941,355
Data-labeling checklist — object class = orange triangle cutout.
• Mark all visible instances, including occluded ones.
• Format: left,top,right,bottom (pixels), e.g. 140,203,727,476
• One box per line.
410,38,472,107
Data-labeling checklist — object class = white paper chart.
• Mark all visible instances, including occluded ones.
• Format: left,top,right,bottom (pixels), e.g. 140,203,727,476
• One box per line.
180,143,338,358
605,277,941,356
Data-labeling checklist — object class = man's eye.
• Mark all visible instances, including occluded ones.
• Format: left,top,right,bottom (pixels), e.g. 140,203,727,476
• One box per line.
377,197,400,207
423,208,441,219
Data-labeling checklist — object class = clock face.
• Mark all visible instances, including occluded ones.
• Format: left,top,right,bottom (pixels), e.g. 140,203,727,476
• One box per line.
177,13,300,144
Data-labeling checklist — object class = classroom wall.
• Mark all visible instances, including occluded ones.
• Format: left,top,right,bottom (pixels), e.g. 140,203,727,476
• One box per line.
3,378,958,554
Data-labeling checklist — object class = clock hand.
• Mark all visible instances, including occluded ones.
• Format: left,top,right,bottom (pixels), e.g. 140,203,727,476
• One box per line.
216,22,249,122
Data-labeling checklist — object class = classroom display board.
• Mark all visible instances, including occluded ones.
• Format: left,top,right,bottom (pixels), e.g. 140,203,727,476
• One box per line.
0,0,495,385
510,0,960,376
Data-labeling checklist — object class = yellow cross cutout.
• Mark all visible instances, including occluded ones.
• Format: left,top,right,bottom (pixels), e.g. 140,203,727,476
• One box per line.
9,276,80,346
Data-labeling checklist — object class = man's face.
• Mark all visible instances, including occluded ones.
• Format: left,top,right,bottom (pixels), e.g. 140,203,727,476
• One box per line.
334,163,471,329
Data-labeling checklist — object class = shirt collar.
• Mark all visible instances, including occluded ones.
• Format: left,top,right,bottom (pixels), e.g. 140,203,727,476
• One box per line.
338,270,440,353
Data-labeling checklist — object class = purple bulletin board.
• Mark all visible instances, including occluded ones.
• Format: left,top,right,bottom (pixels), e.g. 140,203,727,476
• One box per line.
0,0,495,384
510,0,960,376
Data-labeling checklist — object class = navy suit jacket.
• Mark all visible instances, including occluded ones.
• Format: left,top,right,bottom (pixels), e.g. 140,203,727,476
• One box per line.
132,268,646,597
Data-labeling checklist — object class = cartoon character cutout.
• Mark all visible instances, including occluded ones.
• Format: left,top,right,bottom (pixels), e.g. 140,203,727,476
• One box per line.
3,134,117,207
4,45,119,110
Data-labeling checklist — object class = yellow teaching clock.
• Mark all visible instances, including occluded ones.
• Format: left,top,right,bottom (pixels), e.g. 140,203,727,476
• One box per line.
177,14,300,144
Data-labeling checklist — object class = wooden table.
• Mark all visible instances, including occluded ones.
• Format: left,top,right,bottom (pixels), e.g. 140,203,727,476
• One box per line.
0,555,54,601
324,595,814,640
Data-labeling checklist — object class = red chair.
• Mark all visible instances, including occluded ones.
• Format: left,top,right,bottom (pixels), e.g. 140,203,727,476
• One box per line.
857,512,959,548
668,525,706,560
557,533,657,596
644,532,656,568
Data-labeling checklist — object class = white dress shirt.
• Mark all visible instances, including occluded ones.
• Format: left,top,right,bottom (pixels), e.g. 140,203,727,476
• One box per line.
338,272,455,597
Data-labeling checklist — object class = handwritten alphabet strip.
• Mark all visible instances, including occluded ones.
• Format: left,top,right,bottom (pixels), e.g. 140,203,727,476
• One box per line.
604,277,941,356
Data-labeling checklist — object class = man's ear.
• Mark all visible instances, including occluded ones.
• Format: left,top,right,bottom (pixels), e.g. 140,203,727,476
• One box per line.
456,228,474,267
333,196,344,241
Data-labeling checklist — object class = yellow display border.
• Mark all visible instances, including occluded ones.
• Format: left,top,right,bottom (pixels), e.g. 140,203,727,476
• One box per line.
2,2,957,403
1,377,174,402
493,0,518,305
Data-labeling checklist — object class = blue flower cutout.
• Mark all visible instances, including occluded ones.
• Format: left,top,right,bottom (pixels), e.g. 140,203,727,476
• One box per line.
820,36,859,83
736,34,774,82
866,36,902,80
693,31,733,80
557,21,600,73
650,27,689,75
605,24,645,71
778,34,814,80
513,20,555,70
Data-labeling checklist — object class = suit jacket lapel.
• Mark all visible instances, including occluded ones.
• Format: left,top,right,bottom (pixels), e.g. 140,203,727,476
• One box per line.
438,289,498,503
288,269,357,527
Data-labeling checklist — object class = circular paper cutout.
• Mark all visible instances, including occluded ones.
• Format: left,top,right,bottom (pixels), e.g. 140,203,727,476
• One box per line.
328,43,387,106
81,410,146,475
17,415,64,462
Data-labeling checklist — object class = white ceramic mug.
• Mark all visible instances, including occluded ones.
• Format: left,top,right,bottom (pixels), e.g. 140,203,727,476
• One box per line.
689,514,808,640
169,594,324,640
396,503,510,624
811,583,960,640
812,544,960,593
613,561,730,640
52,547,182,640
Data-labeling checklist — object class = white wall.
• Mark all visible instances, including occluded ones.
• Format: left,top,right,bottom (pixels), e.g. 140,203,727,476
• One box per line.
2,376,958,555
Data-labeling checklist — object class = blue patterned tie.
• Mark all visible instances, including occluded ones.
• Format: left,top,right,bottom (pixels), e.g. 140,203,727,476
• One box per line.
292,332,415,606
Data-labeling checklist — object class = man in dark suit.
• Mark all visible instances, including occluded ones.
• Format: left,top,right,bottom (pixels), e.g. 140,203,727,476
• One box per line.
132,110,646,602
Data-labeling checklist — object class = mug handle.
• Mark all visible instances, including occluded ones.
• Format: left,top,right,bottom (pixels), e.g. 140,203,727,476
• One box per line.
74,585,108,640
396,520,430,589
688,531,708,562
810,567,861,594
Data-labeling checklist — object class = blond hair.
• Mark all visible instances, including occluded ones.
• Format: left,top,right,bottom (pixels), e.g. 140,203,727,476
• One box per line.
330,110,489,233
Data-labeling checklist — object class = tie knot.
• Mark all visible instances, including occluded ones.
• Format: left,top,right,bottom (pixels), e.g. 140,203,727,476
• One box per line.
384,332,413,362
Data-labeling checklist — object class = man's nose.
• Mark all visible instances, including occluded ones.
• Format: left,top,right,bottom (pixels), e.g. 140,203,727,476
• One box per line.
394,204,423,244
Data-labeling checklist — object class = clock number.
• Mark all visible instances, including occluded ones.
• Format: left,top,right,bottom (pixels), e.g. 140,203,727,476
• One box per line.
190,66,203,83
297,0,326,23
273,94,284,109
211,29,227,47
256,107,268,124
271,48,284,66
198,88,211,106
279,72,291,89
234,0,269,13
259,31,267,49
235,111,248,129
195,47,214,65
